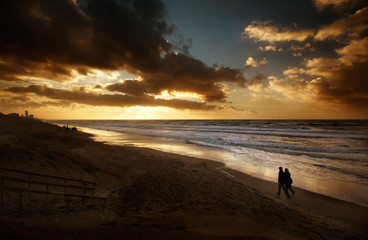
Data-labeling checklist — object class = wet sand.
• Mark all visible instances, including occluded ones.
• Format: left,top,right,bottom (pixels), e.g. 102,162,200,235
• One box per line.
0,117,367,239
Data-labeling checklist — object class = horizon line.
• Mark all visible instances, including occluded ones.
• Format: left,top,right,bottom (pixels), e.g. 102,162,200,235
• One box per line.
44,118,368,121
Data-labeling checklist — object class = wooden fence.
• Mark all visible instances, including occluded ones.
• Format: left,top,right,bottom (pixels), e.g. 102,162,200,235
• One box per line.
0,168,106,215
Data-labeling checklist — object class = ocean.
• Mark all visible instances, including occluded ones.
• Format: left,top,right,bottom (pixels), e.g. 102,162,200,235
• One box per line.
48,119,368,207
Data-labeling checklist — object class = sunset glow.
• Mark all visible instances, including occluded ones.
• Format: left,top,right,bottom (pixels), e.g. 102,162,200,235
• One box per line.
0,0,367,119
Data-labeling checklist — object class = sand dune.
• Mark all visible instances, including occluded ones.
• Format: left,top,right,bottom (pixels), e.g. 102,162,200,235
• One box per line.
0,116,367,239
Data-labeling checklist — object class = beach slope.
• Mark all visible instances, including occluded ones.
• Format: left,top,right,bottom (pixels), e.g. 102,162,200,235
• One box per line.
0,116,367,239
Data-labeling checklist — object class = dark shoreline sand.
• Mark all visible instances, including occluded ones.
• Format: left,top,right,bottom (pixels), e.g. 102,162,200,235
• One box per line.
0,117,367,239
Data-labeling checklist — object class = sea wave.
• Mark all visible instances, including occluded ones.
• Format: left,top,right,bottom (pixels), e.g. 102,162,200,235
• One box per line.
49,119,368,186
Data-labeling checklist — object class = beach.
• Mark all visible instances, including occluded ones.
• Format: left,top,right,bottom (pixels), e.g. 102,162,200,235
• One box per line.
50,119,368,208
0,116,367,239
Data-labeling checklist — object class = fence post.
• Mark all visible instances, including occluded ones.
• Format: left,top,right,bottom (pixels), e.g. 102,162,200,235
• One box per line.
102,198,106,211
28,174,31,200
64,179,67,194
0,170,100,215
46,184,49,206
19,190,23,216
66,195,69,214
83,188,86,205
0,177,3,208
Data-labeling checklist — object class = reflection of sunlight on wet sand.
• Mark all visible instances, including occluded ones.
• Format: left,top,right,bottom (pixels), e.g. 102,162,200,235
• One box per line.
79,127,123,140
81,126,291,186
234,161,368,207
81,127,240,162
292,174,368,207
80,126,368,207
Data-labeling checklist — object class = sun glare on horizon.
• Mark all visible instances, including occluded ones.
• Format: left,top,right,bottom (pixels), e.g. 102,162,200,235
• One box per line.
0,0,367,119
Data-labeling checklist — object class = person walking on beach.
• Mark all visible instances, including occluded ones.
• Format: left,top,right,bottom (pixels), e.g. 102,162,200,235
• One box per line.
284,168,295,196
277,167,290,198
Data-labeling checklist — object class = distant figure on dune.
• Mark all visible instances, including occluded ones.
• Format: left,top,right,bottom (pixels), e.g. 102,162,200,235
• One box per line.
284,168,295,196
277,167,290,198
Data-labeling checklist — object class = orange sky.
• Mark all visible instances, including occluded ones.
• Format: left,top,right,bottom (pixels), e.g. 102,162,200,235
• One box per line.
0,0,367,119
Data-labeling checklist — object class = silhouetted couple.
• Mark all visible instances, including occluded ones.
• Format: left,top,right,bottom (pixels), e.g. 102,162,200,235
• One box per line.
277,167,295,198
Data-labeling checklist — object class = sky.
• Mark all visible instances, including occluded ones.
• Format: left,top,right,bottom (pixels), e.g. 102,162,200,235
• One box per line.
0,0,367,119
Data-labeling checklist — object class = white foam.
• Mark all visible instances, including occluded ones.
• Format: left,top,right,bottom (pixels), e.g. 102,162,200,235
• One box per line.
48,120,368,207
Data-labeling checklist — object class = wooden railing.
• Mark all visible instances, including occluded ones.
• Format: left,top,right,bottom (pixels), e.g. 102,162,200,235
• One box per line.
0,167,96,188
0,168,106,215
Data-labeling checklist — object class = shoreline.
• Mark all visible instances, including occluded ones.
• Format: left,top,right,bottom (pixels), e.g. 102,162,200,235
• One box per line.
64,123,368,208
1,117,367,239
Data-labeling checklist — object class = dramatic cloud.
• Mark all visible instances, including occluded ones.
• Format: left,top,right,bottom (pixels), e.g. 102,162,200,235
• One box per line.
258,45,282,52
316,64,368,108
272,64,368,109
243,2,368,110
315,7,368,40
247,72,267,91
313,0,363,10
243,21,314,43
105,79,148,97
288,43,313,51
4,85,219,110
310,39,368,107
101,52,247,102
336,37,368,65
279,36,368,109
0,0,172,73
303,37,368,74
0,0,247,103
313,0,350,9
140,52,246,102
0,94,72,111
268,75,319,102
244,57,268,68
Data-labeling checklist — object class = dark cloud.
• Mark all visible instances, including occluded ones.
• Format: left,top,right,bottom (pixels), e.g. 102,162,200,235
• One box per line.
0,0,170,75
313,0,365,13
301,36,368,109
104,52,247,102
105,79,148,96
0,0,247,103
4,85,219,110
248,72,267,86
316,62,368,108
0,58,77,82
0,95,72,111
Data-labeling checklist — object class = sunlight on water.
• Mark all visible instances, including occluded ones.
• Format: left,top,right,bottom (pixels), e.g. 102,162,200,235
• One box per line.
49,120,368,208
77,126,368,207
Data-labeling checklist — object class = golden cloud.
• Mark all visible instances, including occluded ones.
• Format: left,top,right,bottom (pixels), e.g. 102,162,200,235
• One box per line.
315,7,368,40
279,36,368,109
243,21,314,43
259,45,284,52
243,3,368,111
313,0,353,10
336,37,368,65
268,75,320,102
0,0,249,105
3,85,220,111
244,57,268,68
